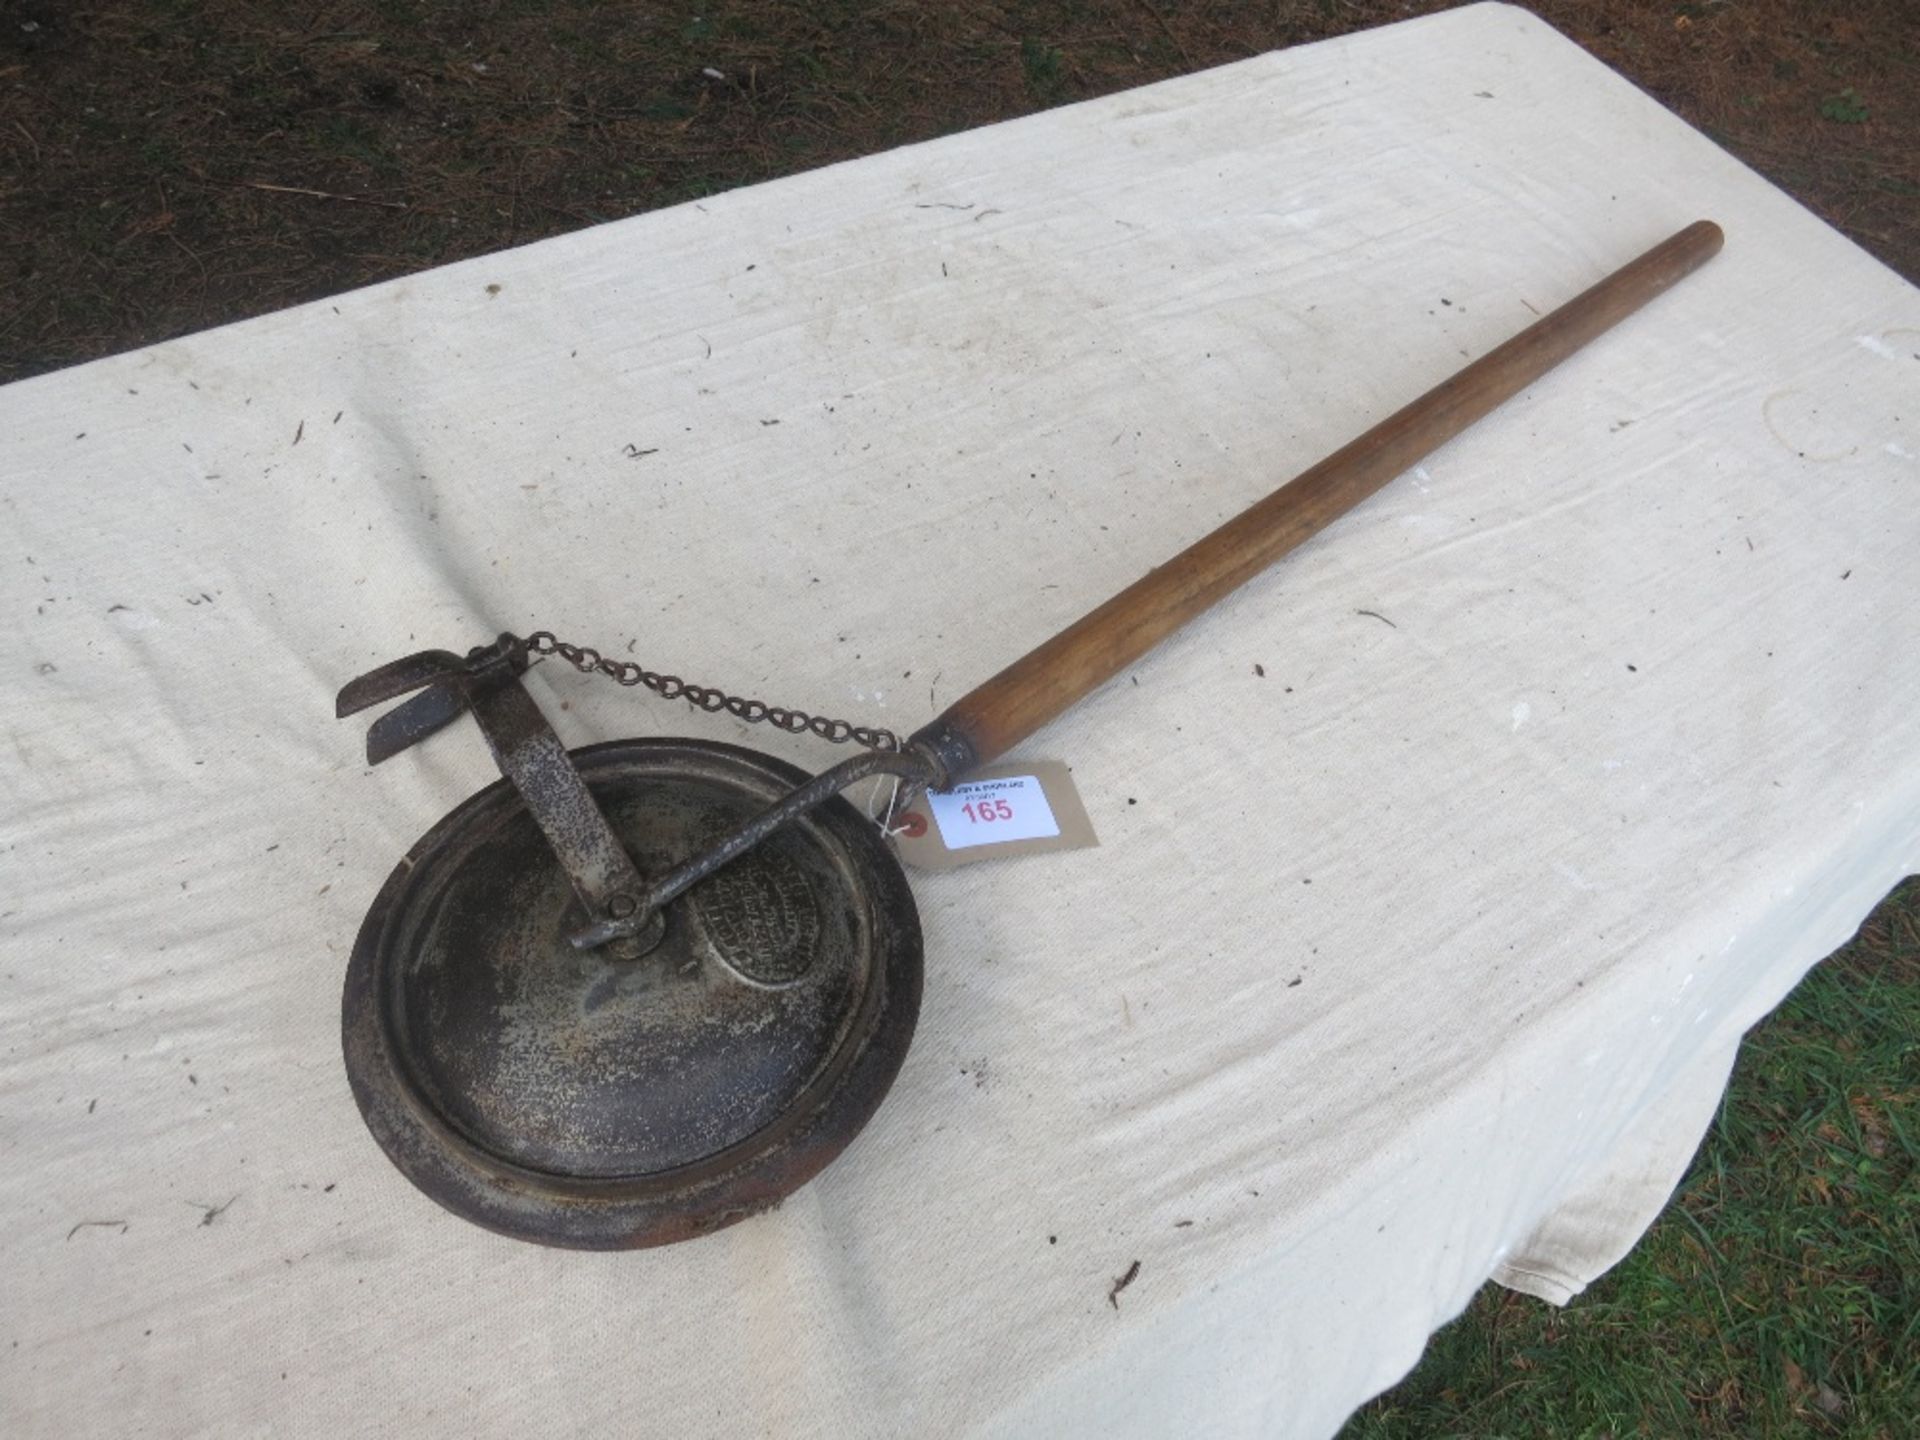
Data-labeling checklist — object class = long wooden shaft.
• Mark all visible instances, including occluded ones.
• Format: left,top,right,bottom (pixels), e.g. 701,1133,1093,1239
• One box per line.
922,220,1723,769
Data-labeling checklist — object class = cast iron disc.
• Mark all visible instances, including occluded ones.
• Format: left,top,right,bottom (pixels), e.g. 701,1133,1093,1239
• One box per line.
341,737,922,1249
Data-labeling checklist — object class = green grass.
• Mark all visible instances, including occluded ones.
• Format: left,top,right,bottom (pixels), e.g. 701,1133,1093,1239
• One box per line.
1020,37,1068,105
1343,878,1919,1439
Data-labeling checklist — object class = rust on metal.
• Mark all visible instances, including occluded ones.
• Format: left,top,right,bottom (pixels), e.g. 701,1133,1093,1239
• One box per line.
334,222,1724,1248
338,647,922,1249
339,734,921,1249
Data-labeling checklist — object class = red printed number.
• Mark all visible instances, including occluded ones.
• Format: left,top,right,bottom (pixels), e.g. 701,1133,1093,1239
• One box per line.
961,798,1015,824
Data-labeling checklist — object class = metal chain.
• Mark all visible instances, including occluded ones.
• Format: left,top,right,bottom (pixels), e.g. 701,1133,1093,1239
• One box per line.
521,631,902,752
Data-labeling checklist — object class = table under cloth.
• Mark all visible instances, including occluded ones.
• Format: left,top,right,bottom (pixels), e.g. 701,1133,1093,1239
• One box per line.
3,4,1916,1435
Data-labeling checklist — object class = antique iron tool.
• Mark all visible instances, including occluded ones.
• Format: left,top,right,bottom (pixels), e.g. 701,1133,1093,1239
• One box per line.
338,221,1723,1247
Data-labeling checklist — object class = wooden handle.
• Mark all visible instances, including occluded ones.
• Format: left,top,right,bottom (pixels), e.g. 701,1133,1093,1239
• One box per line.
918,220,1723,771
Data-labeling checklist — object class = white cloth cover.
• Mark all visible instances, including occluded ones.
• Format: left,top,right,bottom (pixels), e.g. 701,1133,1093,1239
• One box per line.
2,5,1915,1436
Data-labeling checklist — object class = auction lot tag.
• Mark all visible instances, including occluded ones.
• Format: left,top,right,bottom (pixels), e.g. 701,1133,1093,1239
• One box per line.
888,761,1098,871
928,775,1058,848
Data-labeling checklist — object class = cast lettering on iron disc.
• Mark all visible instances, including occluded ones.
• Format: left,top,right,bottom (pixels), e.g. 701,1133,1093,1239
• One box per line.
690,849,822,986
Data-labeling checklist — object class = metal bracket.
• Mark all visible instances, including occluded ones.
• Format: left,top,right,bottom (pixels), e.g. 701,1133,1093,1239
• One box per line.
337,636,655,949
340,633,944,955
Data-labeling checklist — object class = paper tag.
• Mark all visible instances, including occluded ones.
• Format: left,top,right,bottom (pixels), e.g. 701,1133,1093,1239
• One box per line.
927,775,1060,848
888,761,1098,870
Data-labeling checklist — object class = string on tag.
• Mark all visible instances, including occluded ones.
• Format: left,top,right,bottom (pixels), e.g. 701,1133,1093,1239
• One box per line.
872,775,905,836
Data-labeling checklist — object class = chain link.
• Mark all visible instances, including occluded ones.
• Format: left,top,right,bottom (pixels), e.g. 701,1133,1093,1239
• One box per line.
522,631,902,752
